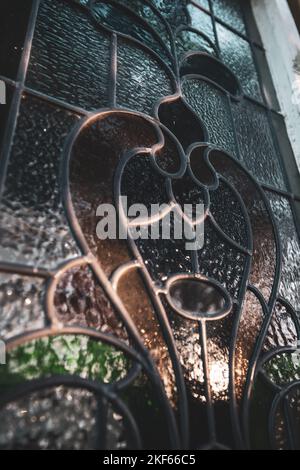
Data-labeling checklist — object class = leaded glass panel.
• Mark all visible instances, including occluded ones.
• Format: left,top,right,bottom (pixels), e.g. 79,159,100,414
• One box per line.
0,0,300,450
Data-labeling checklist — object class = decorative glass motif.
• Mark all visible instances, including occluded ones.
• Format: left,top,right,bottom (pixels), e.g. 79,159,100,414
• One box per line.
0,0,300,450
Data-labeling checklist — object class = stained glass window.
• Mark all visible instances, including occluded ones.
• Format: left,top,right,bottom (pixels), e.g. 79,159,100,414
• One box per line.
0,0,300,450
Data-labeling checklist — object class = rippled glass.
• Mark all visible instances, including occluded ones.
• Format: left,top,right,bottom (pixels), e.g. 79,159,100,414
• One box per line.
217,23,262,100
27,0,111,110
267,193,300,311
0,95,80,268
0,0,299,452
213,0,246,34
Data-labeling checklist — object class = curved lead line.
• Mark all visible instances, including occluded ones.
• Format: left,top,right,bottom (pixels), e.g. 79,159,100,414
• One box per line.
206,180,253,256
150,121,188,179
75,1,179,97
181,73,243,103
110,260,141,291
153,91,182,121
78,0,179,89
123,234,190,448
174,25,219,58
153,92,209,143
45,255,94,328
0,374,143,450
142,0,179,75
115,150,179,228
187,144,219,190
205,147,256,250
202,147,256,448
214,175,253,252
268,380,300,450
4,325,146,391
62,110,181,449
276,296,300,340
240,180,282,448
4,326,144,361
62,113,161,354
166,180,210,227
165,170,211,229
257,345,299,377
113,126,190,447
247,284,269,314
208,214,252,256
90,0,176,65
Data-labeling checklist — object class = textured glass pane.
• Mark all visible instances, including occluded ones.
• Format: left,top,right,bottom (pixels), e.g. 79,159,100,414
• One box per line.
209,180,248,246
27,0,110,110
267,193,300,312
0,95,80,268
216,23,262,100
0,83,13,151
0,0,299,452
187,4,216,44
117,268,175,401
193,0,210,10
0,387,98,450
136,214,193,282
236,290,263,399
176,29,216,58
0,273,45,340
117,38,174,114
70,113,158,277
198,221,246,299
91,1,171,65
182,78,237,156
151,0,188,28
213,0,246,34
54,265,128,339
263,301,298,352
0,0,32,78
161,297,205,401
209,153,276,301
232,99,286,189
118,0,172,47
